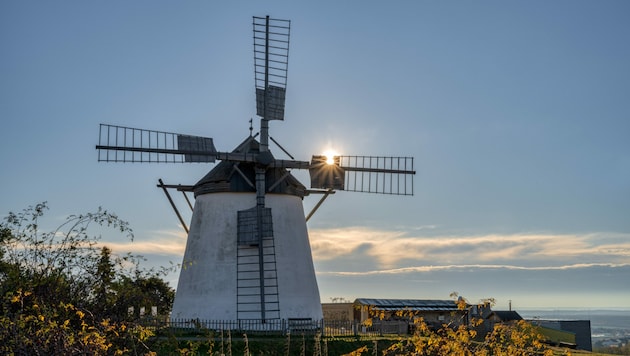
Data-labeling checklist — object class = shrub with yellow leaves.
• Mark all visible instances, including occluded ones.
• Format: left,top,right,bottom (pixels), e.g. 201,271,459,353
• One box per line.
1,203,167,355
351,295,555,356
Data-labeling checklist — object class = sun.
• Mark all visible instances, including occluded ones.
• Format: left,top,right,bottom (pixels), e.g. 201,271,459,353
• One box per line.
323,149,338,165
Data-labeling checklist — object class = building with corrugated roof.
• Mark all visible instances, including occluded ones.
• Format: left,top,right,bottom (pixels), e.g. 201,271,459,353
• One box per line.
353,298,469,330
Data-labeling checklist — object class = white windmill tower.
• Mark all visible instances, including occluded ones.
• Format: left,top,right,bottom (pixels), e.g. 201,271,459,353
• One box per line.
96,16,415,324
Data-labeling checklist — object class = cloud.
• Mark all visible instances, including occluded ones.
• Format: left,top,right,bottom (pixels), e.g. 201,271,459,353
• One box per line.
317,262,630,276
308,227,406,261
96,224,630,286
309,226,630,271
92,224,630,307
98,228,187,257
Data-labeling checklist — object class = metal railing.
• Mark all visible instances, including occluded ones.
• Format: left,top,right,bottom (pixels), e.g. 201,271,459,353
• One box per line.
142,318,410,337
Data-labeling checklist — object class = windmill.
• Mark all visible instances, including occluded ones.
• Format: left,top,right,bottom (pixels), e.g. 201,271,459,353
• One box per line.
96,16,415,324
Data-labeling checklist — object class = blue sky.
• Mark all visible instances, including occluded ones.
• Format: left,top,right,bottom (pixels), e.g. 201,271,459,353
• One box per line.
1,1,629,310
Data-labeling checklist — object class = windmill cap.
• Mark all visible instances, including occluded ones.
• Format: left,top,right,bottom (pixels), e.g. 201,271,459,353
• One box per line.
193,136,306,198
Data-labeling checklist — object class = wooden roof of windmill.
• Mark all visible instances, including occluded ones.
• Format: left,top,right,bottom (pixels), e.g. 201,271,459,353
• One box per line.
193,135,306,198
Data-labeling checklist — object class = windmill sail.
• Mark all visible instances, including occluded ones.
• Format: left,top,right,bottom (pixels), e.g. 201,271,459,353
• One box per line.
253,16,290,121
255,86,286,121
178,135,217,163
97,124,216,163
309,155,415,195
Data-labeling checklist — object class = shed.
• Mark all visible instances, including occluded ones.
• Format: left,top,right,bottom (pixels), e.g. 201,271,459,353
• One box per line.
354,298,467,329
321,302,354,322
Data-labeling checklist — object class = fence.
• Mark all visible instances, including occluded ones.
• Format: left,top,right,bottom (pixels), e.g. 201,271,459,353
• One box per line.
323,319,408,337
142,318,410,337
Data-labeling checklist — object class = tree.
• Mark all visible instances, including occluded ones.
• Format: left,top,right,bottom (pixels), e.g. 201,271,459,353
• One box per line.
110,274,175,320
0,202,173,355
0,202,134,309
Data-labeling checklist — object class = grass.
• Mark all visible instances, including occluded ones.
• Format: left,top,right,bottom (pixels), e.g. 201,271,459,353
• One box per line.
147,326,623,356
149,329,402,355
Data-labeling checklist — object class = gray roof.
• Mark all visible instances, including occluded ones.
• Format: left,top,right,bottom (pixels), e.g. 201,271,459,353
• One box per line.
354,298,460,312
488,310,523,321
193,136,306,198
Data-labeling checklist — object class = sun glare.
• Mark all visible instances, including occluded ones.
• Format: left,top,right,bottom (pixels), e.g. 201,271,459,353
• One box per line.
323,150,338,165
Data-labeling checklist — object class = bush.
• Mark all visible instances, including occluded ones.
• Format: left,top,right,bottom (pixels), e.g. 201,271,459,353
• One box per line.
0,203,173,355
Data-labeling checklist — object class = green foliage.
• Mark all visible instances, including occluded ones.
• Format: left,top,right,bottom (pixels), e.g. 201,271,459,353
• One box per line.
0,290,155,355
0,202,174,355
148,329,375,356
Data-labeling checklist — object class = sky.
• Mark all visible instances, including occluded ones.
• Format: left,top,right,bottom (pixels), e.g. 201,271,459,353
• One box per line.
1,1,629,310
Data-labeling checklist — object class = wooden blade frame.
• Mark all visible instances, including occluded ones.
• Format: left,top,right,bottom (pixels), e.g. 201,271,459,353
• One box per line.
253,16,290,122
97,124,217,163
309,155,415,196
